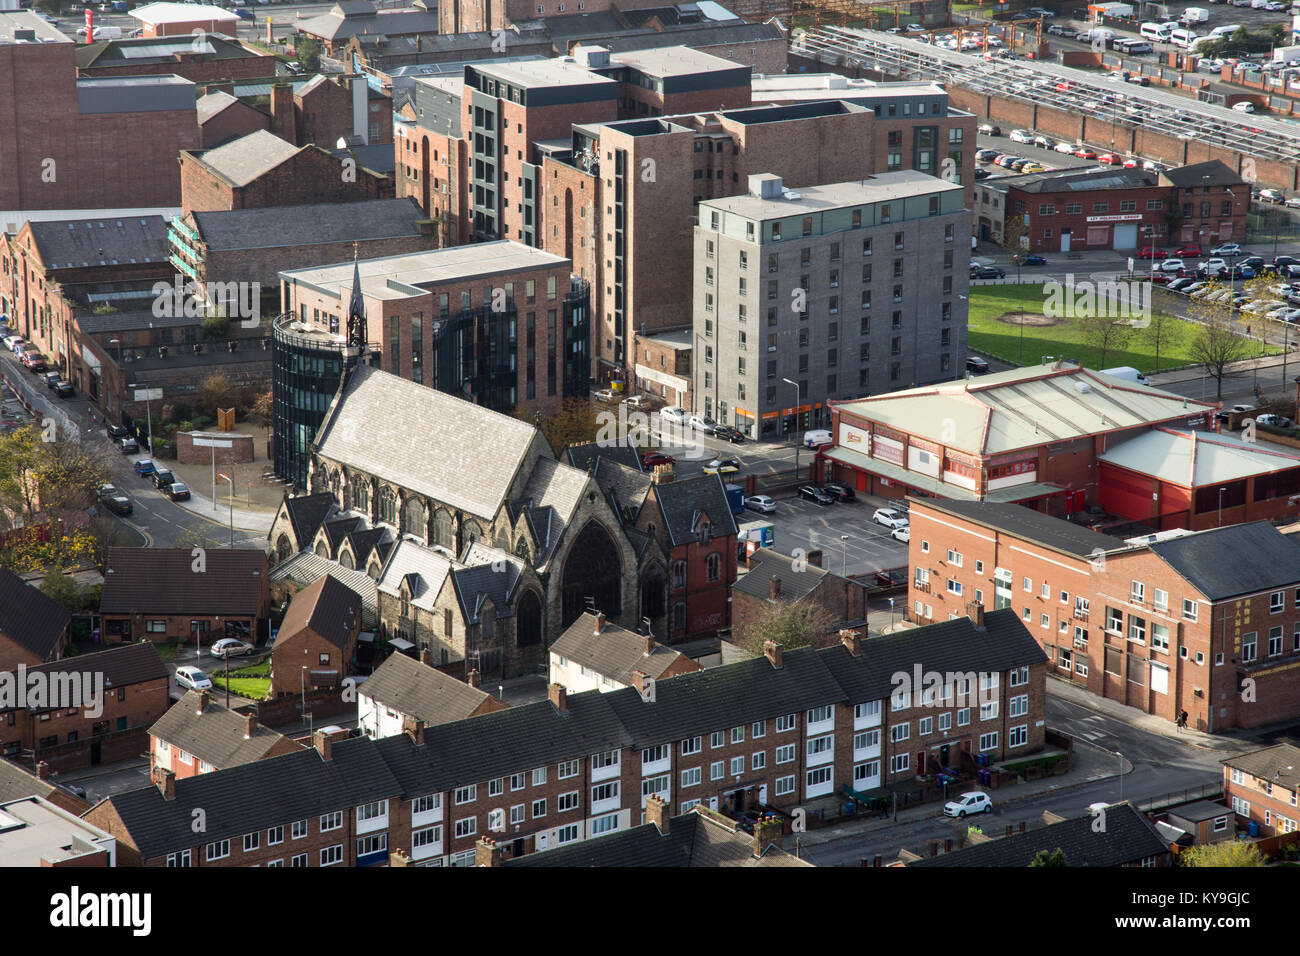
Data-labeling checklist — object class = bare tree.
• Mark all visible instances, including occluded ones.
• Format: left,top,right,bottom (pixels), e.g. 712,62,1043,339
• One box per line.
1187,280,1249,398
1079,313,1133,369
734,599,835,657
1142,310,1178,374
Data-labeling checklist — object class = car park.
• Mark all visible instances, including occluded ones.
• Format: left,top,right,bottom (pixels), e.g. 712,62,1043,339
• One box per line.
1009,129,1034,143
944,791,993,817
211,637,254,658
713,424,745,443
798,485,835,506
872,507,909,530
976,148,1001,161
745,495,776,514
118,437,139,454
822,483,856,502
166,482,191,502
175,666,213,691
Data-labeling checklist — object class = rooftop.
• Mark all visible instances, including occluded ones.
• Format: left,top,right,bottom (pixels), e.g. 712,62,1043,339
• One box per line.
474,57,618,90
1099,426,1300,487
27,215,169,269
1160,159,1244,189
985,166,1156,195
752,74,947,101
194,130,301,188
550,612,699,685
1222,743,1300,791
100,548,266,616
1148,521,1300,602
0,797,117,868
149,691,298,770
190,197,423,252
700,170,961,220
359,652,503,727
77,74,196,115
0,11,70,43
130,3,241,24
603,44,744,78
0,568,71,666
909,499,1132,560
278,574,362,651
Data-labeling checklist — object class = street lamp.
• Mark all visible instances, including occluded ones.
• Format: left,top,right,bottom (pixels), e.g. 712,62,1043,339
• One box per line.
840,534,849,576
1116,749,1124,802
1218,486,1226,527
218,472,234,548
127,382,155,455
782,378,801,474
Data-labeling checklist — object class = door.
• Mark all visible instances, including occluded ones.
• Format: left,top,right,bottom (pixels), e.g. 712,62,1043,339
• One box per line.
940,744,951,766
190,620,210,646
90,740,102,766
1060,229,1071,252
1113,223,1139,250
732,789,744,813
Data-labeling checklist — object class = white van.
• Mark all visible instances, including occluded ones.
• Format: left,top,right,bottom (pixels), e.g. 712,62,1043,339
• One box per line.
1122,40,1155,54
1210,23,1242,37
1100,366,1150,385
1169,28,1199,48
1181,6,1209,23
1140,22,1173,40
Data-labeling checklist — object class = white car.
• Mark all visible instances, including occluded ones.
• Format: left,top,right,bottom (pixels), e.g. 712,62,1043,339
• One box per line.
1158,258,1186,272
592,387,617,402
1232,101,1257,113
891,526,910,543
905,23,925,32
944,791,994,818
175,666,213,691
1055,142,1076,154
1201,257,1228,273
658,406,688,425
745,495,777,514
872,508,909,530
1212,243,1242,256
1257,413,1294,427
1009,129,1035,144
210,638,254,658
687,413,717,434
621,394,650,409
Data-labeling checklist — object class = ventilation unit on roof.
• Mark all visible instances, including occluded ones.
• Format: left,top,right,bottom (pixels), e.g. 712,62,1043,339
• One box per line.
1075,381,1091,393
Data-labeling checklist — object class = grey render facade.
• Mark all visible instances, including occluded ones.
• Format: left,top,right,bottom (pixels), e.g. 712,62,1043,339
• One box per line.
692,171,971,440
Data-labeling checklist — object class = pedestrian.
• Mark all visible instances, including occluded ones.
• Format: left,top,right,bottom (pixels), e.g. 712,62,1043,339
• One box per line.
1246,324,1252,336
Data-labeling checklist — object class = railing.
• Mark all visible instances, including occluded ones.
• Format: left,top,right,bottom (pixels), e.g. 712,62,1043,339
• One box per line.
1138,783,1223,814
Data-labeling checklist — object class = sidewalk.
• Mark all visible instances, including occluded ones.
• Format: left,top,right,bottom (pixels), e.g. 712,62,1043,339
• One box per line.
174,486,274,535
1047,678,1243,752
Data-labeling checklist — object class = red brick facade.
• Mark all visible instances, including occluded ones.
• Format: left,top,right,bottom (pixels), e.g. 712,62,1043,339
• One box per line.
180,143,394,215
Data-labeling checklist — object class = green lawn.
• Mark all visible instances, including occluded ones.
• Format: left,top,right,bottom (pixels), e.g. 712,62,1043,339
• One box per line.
967,283,1274,372
211,677,271,700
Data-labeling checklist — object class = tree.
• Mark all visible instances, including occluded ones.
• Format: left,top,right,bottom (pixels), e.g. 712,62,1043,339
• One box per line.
1079,313,1133,369
516,399,601,456
1142,310,1179,374
1001,211,1028,256
295,37,321,71
1028,848,1068,867
250,389,274,428
1180,840,1266,867
197,372,235,418
1188,280,1249,398
39,572,101,616
201,312,231,339
734,599,834,657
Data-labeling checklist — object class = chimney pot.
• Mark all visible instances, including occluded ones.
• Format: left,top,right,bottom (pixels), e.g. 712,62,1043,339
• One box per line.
644,633,655,655
548,682,567,712
244,713,256,739
402,715,425,745
753,813,784,858
763,640,783,668
594,611,607,634
645,793,670,833
651,463,675,484
840,628,862,656
966,601,985,630
467,668,481,689
154,767,176,801
196,690,209,714
475,836,502,867
35,761,50,781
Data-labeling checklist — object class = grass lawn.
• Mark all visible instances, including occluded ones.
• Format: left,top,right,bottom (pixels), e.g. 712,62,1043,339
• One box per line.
967,283,1275,372
211,677,270,700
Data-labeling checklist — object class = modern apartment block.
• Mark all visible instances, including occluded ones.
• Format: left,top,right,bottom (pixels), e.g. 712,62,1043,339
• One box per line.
692,172,970,438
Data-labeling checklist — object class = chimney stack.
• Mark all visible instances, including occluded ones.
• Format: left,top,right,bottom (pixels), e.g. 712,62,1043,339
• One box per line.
753,813,784,858
420,648,433,667
645,794,670,833
594,612,606,634
840,628,862,656
966,601,985,630
769,575,782,600
806,549,823,568
763,641,783,669
196,690,209,714
154,767,176,801
548,682,567,712
402,715,425,745
475,836,502,867
314,729,333,761
35,761,50,781
651,463,675,484
644,633,655,655
244,713,256,740
467,668,481,689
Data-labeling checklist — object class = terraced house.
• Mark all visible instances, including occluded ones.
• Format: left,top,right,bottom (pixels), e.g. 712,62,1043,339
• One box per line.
85,608,1046,866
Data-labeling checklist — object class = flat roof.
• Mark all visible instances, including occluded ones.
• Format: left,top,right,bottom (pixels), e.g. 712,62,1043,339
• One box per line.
752,74,947,101
280,240,570,301
609,45,743,78
0,797,114,867
77,74,196,115
0,11,71,43
475,58,617,89
701,170,961,220
130,2,240,24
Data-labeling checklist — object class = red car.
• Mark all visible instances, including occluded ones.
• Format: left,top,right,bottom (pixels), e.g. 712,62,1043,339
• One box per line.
1074,147,1098,159
1176,245,1202,257
1122,159,1139,168
1097,153,1121,165
641,452,676,469
1138,247,1168,260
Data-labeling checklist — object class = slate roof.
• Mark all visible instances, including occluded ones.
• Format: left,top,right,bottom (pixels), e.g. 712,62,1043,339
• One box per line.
505,808,810,867
910,802,1170,867
1221,743,1300,792
451,554,521,625
514,457,591,565
27,215,169,270
550,612,696,685
278,574,362,651
649,473,739,547
1161,159,1241,189
375,536,458,613
360,652,498,727
1148,521,1300,601
195,130,300,187
314,364,539,521
297,6,439,41
328,143,398,175
100,548,266,616
322,515,362,554
0,759,63,806
995,166,1155,194
345,526,388,567
0,643,169,716
731,549,828,603
910,499,1130,561
190,198,422,252
196,90,240,125
0,569,71,664
267,555,378,627
149,691,295,769
565,440,643,474
592,459,652,517
278,492,336,549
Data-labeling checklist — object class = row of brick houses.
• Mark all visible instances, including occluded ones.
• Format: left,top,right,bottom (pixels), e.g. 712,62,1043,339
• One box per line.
85,608,1048,866
905,498,1300,732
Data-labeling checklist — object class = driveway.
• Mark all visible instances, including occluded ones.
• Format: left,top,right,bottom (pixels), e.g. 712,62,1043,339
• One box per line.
749,491,909,577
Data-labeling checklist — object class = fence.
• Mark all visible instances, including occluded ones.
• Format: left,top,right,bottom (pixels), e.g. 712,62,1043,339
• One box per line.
1138,782,1223,813
0,364,77,442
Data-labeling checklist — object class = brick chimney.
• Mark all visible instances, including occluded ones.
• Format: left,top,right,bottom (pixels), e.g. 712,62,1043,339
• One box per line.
594,611,606,634
763,640,783,669
769,575,781,600
35,761,49,781
467,668,481,689
966,600,985,630
651,463,674,484
644,633,655,655
753,813,784,858
402,715,425,745
806,549,823,568
313,729,333,761
476,836,502,867
420,648,433,667
269,83,295,142
196,691,209,714
841,628,862,656
645,793,670,833
244,713,256,740
154,767,176,801
549,682,567,712
389,849,412,867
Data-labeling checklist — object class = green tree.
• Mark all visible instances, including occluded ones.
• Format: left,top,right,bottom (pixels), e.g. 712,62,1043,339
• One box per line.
295,37,321,71
1142,310,1179,374
1029,848,1068,867
39,572,101,616
197,371,236,418
734,599,834,657
516,398,601,456
1180,841,1265,867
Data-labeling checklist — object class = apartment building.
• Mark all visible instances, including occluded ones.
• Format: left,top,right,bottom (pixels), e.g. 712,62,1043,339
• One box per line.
149,690,301,779
1222,743,1300,838
359,651,507,739
694,172,970,437
549,611,700,695
906,498,1300,732
86,609,1046,866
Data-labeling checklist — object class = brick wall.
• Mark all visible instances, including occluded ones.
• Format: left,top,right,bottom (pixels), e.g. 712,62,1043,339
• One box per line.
180,145,394,215
176,431,254,465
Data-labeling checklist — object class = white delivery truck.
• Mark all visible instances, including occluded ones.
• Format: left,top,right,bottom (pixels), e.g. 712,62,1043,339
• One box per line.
1181,6,1209,24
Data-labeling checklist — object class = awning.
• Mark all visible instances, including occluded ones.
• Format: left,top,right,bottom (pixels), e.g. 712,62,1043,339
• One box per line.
823,446,1066,504
388,638,415,652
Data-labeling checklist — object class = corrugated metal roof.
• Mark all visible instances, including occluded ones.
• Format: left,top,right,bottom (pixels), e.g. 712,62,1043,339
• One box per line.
1100,427,1300,486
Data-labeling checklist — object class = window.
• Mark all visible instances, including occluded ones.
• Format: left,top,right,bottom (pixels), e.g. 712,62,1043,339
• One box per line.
776,744,795,764
320,844,343,866
752,751,766,771
243,832,259,853
980,701,998,721
918,716,933,736
730,756,745,775
1271,626,1284,657
320,811,342,833
681,767,702,788
510,772,526,790
206,840,231,861
1008,725,1028,748
807,734,834,758
454,785,476,805
731,726,745,744
531,799,547,818
1009,694,1029,718
890,753,910,774
775,775,796,796
509,804,525,825
1106,606,1124,633
558,759,578,779
710,731,725,749
1151,623,1169,652
533,767,547,786
454,817,477,838
268,826,283,846
1271,591,1285,614
1131,581,1145,603
710,760,725,780
890,723,910,743
979,732,998,753
1153,588,1168,612
776,714,796,733
166,851,191,867
682,736,702,756
1129,616,1147,644
292,819,308,840
752,720,766,738
957,708,970,727
1242,633,1257,663
1183,599,1198,621
947,549,962,566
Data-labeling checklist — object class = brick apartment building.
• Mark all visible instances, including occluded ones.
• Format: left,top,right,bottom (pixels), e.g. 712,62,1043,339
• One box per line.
193,76,393,152
820,362,1218,516
731,548,873,640
439,0,673,35
358,650,507,739
179,130,394,216
100,548,271,647
0,642,170,771
0,12,199,215
634,470,738,641
1159,161,1252,248
905,498,1300,732
85,609,1047,866
150,690,302,779
0,568,72,672
1222,743,1300,838
695,172,970,437
549,611,700,694
269,574,364,697
75,34,276,84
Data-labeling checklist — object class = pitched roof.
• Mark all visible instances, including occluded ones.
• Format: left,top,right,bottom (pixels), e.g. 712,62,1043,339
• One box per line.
910,802,1170,867
375,536,457,612
268,555,378,627
195,90,240,125
0,642,169,716
1100,427,1300,487
314,364,540,521
731,549,828,602
1161,159,1241,189
514,457,592,565
0,759,69,809
0,569,71,664
566,440,643,474
100,548,266,616
27,215,169,270
149,691,295,769
190,198,423,252
910,499,1130,561
649,473,739,547
360,653,500,727
277,574,361,650
195,130,301,187
1148,521,1300,601
279,492,336,548
550,612,697,685
592,459,652,516
451,547,522,624
1221,743,1300,791
996,166,1156,194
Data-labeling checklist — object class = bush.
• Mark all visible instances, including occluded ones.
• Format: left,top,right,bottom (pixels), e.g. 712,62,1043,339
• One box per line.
170,402,193,424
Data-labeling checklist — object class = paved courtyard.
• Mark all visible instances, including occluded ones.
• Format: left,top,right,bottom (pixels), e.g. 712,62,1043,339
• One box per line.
741,490,910,578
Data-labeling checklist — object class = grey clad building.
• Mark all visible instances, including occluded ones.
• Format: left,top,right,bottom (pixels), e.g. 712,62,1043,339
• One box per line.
693,171,971,441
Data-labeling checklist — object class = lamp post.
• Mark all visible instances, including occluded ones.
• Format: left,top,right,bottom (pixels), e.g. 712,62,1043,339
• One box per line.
1116,749,1124,802
300,665,311,737
1016,257,1024,365
218,472,234,548
782,378,801,475
840,534,849,576
1218,486,1226,527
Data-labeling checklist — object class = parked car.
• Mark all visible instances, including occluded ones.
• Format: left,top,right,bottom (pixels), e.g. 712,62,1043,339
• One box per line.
118,437,140,455
210,637,254,658
175,666,213,691
1138,246,1168,259
822,482,856,502
1097,152,1122,165
1212,243,1243,256
106,423,129,440
966,356,991,374
1257,413,1295,428
1167,277,1198,291
658,406,688,425
977,123,1002,136
166,482,191,502
43,371,61,389
98,484,132,516
1274,256,1300,269
132,457,155,475
642,452,675,469
745,494,777,514
21,351,46,371
592,387,617,402
944,791,994,818
702,457,741,475
687,414,718,434
234,6,253,17
891,526,910,543
53,380,74,398
621,394,650,410
1175,244,1202,257
1013,254,1047,266
151,468,176,489
798,485,835,506
1073,147,1098,159
1008,129,1035,144
1019,162,1045,174
1155,258,1185,273
970,265,1006,279
713,424,745,443
872,507,909,530
976,148,1001,162
1055,142,1077,154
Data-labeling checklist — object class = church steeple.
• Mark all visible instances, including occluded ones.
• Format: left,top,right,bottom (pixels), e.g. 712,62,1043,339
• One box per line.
345,242,367,374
